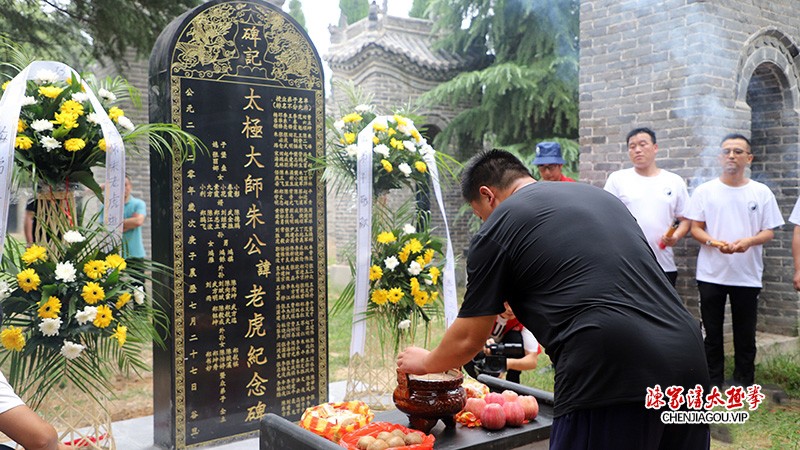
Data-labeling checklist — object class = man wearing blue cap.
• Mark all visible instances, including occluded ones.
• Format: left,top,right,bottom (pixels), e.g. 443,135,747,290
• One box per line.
533,142,575,182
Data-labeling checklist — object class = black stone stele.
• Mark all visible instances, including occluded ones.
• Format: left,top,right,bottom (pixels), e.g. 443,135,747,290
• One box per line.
149,0,327,447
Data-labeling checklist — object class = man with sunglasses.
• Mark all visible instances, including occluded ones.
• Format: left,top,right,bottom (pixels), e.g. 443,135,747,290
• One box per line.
685,134,783,388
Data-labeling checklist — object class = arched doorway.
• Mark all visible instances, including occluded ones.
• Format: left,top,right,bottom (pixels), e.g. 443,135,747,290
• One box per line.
745,60,800,335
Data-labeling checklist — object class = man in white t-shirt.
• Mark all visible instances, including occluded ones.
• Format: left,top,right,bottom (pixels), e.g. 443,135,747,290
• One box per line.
788,200,800,290
0,370,67,449
684,134,784,387
604,127,690,285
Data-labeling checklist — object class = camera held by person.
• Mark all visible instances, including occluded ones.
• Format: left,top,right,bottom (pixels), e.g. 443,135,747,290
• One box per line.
467,342,526,378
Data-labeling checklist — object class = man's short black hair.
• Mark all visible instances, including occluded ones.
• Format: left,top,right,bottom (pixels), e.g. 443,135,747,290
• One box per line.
626,127,657,145
461,149,532,202
721,133,751,149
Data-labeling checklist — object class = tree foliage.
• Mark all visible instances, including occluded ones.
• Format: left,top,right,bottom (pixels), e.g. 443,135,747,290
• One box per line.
0,0,200,63
409,0,431,19
288,0,306,29
422,0,579,175
339,0,369,25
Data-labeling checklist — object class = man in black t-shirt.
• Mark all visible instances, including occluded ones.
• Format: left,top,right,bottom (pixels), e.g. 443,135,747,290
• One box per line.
397,149,710,449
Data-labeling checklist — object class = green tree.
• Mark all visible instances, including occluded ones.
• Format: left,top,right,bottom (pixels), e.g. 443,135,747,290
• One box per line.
409,0,431,19
422,0,580,176
288,0,306,29
0,0,200,63
339,0,369,25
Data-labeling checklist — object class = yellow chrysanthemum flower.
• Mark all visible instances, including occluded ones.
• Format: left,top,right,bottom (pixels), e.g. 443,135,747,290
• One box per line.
15,136,33,150
431,291,439,302
53,110,79,129
373,121,387,132
344,132,356,144
369,265,383,281
380,159,393,173
415,161,428,173
81,282,105,304
387,128,397,137
415,255,426,267
414,291,429,307
38,296,62,319
111,324,127,346
115,292,131,310
390,137,404,150
60,99,84,116
38,86,63,98
0,327,25,352
17,268,40,292
387,287,404,304
410,277,420,295
342,112,363,123
371,289,389,306
98,138,107,151
108,106,124,122
1,80,9,90
372,136,380,145
17,119,26,133
377,231,397,244
83,260,108,280
423,249,434,265
21,244,47,265
398,248,411,263
411,129,422,142
407,238,423,253
429,266,441,285
64,138,86,152
105,254,127,271
93,305,113,328
393,114,409,127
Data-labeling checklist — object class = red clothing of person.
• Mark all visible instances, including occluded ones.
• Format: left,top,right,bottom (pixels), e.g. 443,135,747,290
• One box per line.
560,175,576,182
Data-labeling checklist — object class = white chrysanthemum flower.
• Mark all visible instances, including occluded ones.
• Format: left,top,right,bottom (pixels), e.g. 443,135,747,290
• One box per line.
403,224,416,235
98,88,116,101
63,230,85,243
0,281,10,300
117,115,135,131
345,144,358,157
133,286,145,305
39,317,62,337
419,144,435,157
55,261,77,283
75,306,98,325
41,136,61,151
60,341,85,360
21,96,36,106
30,119,54,132
86,113,100,124
408,260,422,276
71,92,89,103
398,163,412,177
333,120,345,131
354,104,371,113
398,319,411,330
384,256,400,271
424,278,433,285
403,140,417,153
34,69,59,84
373,144,390,158
397,124,412,135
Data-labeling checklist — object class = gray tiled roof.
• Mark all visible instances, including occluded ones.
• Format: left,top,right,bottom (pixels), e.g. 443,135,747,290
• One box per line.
326,16,488,74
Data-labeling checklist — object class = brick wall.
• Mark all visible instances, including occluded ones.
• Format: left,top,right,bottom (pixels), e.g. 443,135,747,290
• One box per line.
580,0,800,336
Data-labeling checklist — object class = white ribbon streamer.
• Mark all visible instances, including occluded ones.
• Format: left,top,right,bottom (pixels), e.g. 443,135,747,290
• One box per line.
0,61,125,259
421,151,458,327
349,116,457,357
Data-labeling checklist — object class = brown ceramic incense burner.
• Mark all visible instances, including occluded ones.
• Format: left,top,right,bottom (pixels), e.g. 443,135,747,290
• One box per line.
393,368,466,433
